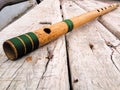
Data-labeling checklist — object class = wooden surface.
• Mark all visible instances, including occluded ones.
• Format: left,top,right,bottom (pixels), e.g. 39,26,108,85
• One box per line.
0,0,120,90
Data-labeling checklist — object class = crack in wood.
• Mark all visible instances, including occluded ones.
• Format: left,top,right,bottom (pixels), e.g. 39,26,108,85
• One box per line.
60,1,73,89
95,28,120,73
91,80,103,89
95,24,120,54
46,48,54,60
104,40,120,54
0,59,9,67
110,49,120,73
113,43,120,54
2,59,9,63
6,74,18,90
102,39,120,73
41,47,52,79
6,60,25,90
65,36,73,90
36,46,55,90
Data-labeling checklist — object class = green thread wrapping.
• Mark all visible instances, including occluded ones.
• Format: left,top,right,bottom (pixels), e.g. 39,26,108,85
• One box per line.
63,19,74,32
18,35,32,53
8,32,39,59
26,32,39,50
9,38,25,58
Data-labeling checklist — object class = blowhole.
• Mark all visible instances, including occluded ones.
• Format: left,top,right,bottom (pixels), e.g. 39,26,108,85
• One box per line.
44,28,51,34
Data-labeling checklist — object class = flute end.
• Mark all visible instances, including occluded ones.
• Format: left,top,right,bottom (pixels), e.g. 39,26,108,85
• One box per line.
3,32,39,60
3,41,17,60
114,3,119,7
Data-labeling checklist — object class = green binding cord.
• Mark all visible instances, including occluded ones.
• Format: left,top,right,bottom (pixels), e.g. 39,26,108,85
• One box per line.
9,37,25,58
63,19,74,32
26,32,39,50
18,35,33,54
7,32,39,59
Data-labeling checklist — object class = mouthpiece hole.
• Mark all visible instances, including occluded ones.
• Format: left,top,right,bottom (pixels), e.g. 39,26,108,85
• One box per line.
44,28,51,34
3,41,16,60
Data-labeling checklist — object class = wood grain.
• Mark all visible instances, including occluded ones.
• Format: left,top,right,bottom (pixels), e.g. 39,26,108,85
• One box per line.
74,0,120,40
0,0,120,89
62,1,120,90
0,0,69,89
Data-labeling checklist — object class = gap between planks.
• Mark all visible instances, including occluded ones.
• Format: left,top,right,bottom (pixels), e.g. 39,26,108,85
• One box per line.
62,0,120,90
0,0,70,90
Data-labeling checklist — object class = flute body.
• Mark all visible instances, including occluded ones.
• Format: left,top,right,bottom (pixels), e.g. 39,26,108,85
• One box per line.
3,3,119,60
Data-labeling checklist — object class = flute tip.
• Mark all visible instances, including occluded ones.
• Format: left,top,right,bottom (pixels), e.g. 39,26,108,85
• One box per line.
114,3,119,7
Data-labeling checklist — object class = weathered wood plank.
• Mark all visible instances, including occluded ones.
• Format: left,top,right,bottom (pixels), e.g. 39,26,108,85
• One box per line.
72,0,108,11
62,1,120,90
74,0,120,67
0,0,69,89
74,0,120,40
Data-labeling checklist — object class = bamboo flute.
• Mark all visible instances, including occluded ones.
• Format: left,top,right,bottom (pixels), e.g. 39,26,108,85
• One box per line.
3,3,119,60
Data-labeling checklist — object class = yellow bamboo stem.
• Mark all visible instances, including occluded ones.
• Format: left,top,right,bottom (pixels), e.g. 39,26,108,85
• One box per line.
3,3,119,60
